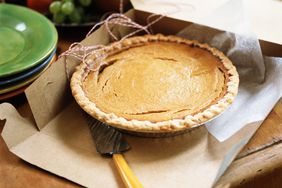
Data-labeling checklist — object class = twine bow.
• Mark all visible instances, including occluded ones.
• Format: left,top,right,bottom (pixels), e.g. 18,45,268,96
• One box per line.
59,0,194,79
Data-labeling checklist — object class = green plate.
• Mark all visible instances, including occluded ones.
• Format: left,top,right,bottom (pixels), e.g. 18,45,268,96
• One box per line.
0,4,57,77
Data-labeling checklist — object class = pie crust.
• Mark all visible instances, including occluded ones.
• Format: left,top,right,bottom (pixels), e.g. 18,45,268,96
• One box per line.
71,34,239,133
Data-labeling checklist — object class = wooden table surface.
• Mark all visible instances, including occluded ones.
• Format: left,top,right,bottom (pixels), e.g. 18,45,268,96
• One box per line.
0,30,282,188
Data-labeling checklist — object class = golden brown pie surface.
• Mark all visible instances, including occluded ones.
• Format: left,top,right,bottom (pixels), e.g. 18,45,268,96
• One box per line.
71,35,239,132
84,42,226,122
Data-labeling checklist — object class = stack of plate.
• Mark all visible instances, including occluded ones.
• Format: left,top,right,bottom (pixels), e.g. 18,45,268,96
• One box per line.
0,4,58,100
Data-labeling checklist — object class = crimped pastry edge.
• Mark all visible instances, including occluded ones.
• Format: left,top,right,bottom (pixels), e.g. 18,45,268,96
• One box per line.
70,34,239,133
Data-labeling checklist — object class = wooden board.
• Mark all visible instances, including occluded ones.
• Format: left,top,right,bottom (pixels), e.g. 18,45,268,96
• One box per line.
218,141,282,187
238,98,282,158
216,98,282,187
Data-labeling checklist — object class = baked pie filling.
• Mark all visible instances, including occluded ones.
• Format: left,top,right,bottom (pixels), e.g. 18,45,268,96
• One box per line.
71,35,239,132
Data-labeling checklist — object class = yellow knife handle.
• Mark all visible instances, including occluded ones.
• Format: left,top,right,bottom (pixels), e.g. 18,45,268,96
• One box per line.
113,154,144,188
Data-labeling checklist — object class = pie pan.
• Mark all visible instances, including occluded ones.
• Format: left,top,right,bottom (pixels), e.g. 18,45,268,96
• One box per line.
71,34,239,137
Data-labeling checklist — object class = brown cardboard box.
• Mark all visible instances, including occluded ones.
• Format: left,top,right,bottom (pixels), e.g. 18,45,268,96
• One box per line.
1,9,281,188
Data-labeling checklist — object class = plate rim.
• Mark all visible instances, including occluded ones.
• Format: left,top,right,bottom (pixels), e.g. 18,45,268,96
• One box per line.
0,4,58,77
0,54,56,95
0,49,56,86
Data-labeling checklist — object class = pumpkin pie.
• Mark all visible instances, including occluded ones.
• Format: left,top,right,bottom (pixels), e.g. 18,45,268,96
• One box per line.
71,35,239,133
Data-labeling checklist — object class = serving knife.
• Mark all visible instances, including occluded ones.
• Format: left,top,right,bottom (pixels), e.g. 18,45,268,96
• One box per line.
85,114,143,188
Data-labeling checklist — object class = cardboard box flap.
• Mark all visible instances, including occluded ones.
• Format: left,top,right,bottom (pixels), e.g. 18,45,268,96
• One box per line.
0,100,261,187
25,10,137,130
131,0,282,45
24,25,111,129
0,103,37,149
130,0,228,25
0,102,121,187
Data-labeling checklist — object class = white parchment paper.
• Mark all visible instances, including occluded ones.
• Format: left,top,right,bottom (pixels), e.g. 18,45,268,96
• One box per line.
206,56,282,141
178,25,282,141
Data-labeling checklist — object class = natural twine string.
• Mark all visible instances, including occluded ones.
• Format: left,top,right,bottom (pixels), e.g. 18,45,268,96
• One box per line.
59,1,194,79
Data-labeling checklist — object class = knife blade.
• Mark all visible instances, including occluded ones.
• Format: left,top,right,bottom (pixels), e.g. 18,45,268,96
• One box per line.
84,114,143,188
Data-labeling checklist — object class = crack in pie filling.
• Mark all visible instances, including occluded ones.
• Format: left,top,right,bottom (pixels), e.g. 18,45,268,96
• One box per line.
71,35,239,132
